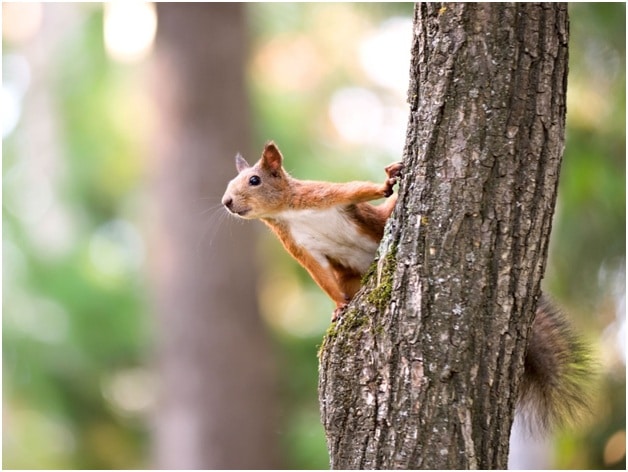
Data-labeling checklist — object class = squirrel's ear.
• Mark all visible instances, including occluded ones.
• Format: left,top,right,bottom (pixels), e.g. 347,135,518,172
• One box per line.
261,141,283,173
235,153,250,173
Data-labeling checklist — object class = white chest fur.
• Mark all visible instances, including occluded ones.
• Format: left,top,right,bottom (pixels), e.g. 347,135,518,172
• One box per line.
277,207,379,274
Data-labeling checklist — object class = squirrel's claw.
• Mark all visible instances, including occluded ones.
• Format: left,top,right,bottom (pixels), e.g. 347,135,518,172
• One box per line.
385,162,404,179
382,162,403,197
332,303,348,322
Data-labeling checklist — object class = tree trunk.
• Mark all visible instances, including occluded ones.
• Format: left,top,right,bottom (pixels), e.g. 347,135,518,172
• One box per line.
318,3,568,469
150,4,280,469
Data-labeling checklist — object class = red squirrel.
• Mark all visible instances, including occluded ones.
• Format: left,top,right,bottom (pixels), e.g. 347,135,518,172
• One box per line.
222,141,402,320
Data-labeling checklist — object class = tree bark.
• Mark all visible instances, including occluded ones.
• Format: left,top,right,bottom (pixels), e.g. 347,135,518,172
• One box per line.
150,4,280,469
318,3,568,469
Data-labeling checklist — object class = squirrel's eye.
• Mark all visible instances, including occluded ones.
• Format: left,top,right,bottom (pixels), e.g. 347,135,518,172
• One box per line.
249,175,261,186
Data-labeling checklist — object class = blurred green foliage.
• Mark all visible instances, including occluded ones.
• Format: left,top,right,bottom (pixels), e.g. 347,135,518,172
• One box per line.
3,4,149,468
2,2,625,470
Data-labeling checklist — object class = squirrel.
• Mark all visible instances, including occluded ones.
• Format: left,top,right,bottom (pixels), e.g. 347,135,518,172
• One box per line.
222,141,594,432
222,141,403,321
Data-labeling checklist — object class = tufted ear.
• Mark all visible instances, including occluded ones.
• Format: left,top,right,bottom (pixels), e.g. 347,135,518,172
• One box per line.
261,141,283,173
235,153,250,173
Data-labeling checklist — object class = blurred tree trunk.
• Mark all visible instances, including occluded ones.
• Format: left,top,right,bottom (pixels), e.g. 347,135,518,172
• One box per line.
150,4,280,469
318,3,568,469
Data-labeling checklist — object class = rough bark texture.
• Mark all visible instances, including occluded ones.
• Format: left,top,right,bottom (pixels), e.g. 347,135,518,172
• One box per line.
150,4,280,469
318,3,569,469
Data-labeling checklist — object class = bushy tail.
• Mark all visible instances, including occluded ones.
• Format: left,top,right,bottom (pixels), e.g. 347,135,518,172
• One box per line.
519,295,596,433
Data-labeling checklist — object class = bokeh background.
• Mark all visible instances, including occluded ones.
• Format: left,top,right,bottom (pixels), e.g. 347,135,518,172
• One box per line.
2,2,625,469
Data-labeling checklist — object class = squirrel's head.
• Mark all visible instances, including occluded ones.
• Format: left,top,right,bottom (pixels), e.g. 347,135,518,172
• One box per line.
222,141,290,219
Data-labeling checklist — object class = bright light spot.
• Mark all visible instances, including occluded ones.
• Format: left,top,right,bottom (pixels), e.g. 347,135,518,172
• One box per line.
567,80,610,130
327,18,412,153
329,87,384,144
89,219,145,279
599,264,626,366
329,87,407,154
104,1,157,63
2,86,21,138
603,430,626,466
102,368,156,416
2,2,43,43
359,17,413,96
2,54,31,138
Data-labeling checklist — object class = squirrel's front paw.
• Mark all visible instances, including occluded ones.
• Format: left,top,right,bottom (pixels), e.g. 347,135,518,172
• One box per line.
382,162,403,196
385,162,404,179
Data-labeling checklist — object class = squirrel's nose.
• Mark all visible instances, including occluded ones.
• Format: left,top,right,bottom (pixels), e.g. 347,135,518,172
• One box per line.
222,196,233,210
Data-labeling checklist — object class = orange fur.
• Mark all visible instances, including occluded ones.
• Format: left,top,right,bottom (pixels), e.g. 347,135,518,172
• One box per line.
222,141,402,318
263,218,349,306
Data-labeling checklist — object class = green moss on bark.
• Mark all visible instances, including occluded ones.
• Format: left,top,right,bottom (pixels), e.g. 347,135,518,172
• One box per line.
319,246,398,359
318,308,368,359
365,250,397,311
